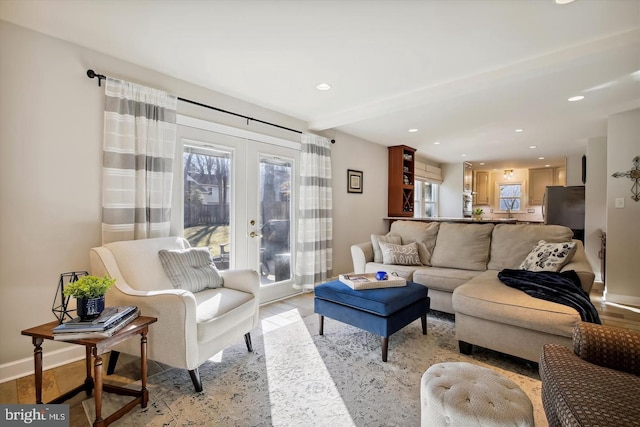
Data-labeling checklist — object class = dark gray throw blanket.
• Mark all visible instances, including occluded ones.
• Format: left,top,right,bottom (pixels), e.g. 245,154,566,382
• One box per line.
498,269,601,324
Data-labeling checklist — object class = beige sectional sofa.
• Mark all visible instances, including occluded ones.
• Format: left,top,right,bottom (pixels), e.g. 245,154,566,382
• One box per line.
350,221,595,362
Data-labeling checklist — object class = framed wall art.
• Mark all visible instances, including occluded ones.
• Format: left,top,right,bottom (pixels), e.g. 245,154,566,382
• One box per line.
347,169,363,194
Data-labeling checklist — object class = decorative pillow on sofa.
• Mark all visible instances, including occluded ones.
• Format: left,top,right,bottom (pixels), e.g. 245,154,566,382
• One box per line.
379,242,422,266
371,234,402,263
389,221,440,266
519,240,577,272
158,247,224,292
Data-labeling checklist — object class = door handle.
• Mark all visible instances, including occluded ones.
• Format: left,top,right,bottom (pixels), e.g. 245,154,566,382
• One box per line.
249,231,262,238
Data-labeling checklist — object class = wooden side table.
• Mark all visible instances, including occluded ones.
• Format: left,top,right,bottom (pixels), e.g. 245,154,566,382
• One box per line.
22,316,157,427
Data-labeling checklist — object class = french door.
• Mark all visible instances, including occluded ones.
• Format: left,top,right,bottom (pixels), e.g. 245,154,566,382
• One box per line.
173,116,299,303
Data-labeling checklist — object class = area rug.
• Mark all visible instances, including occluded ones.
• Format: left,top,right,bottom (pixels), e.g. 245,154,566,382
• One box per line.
84,311,547,426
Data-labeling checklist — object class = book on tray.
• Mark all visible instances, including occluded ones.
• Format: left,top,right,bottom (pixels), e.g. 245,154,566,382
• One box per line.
53,306,140,340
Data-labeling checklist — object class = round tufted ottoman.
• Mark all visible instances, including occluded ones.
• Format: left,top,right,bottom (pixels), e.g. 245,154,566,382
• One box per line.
421,362,534,427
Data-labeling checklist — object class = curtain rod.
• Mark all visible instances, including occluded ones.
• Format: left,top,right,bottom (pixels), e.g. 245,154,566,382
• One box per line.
86,69,336,143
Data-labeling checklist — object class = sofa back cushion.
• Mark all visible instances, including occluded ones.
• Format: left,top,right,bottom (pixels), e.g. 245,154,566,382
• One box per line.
430,223,494,271
488,224,574,270
389,221,440,266
104,237,190,291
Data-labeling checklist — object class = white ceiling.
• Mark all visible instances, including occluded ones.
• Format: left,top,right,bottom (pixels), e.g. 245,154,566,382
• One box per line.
2,0,639,170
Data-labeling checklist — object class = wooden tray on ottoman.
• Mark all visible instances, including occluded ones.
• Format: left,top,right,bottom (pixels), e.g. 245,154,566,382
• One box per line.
339,273,406,290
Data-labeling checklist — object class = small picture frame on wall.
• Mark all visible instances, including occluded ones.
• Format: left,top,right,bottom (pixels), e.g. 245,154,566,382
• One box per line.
347,169,363,194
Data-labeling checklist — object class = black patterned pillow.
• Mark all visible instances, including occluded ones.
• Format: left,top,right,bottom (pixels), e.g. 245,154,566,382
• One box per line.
379,242,422,266
158,247,223,292
519,240,577,272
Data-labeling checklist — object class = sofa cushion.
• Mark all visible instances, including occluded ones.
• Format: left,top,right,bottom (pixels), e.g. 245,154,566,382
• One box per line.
158,247,224,292
371,234,402,263
413,267,482,293
488,224,574,270
380,242,422,266
430,223,494,271
519,240,577,272
390,221,440,266
452,270,580,337
194,287,255,342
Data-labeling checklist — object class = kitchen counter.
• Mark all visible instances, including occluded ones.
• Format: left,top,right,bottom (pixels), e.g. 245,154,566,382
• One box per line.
386,217,519,224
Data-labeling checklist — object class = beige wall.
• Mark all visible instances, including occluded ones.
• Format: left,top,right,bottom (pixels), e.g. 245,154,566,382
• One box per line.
605,109,640,305
0,21,388,380
439,163,464,217
329,132,389,274
585,137,607,282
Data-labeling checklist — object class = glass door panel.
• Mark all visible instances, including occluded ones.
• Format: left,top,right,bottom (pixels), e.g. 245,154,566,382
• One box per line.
258,156,293,285
183,145,232,270
176,121,299,304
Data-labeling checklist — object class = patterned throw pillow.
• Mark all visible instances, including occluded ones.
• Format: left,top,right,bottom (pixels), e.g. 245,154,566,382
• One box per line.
158,247,224,292
379,242,422,266
519,240,577,272
371,234,402,263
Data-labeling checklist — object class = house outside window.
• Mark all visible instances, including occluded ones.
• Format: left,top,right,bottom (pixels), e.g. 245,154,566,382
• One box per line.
414,180,438,217
498,183,522,213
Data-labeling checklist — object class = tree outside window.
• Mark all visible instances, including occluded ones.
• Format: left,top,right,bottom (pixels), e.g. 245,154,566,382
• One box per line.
499,183,522,217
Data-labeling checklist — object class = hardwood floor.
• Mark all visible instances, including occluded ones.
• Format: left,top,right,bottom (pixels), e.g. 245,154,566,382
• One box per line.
590,282,640,331
2,284,639,426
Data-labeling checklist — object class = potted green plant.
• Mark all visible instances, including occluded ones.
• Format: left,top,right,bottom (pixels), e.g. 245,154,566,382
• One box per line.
63,275,116,320
472,208,484,220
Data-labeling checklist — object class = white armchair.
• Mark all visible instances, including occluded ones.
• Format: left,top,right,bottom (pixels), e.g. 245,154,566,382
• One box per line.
89,237,260,392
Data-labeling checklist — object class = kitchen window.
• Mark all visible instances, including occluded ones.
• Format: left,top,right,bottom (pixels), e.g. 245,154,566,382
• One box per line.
498,183,522,212
414,180,438,217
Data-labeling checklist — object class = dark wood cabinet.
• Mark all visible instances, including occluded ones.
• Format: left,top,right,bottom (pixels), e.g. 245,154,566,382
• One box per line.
388,145,416,217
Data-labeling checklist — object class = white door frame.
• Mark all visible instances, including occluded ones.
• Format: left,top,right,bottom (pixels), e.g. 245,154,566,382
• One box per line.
176,115,301,304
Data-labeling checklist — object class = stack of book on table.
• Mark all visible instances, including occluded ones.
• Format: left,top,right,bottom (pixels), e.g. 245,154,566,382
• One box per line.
52,306,139,340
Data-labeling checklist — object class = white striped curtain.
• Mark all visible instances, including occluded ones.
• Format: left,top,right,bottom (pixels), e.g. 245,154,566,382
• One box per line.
102,78,177,244
294,133,333,290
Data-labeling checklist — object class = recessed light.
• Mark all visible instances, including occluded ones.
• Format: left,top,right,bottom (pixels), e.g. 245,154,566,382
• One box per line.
515,129,524,133
568,95,584,102
545,164,551,167
538,157,545,160
461,154,467,157
433,141,441,145
480,162,485,165
555,0,575,4
316,83,331,91
529,145,537,149
408,128,418,133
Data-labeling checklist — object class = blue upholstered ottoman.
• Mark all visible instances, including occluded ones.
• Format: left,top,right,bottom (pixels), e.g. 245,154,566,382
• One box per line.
314,280,430,361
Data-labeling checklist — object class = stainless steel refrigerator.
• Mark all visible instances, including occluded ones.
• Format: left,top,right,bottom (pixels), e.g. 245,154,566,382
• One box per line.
543,186,585,242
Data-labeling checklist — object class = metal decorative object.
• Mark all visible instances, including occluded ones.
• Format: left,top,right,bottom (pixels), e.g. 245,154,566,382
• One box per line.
611,156,640,202
51,271,88,323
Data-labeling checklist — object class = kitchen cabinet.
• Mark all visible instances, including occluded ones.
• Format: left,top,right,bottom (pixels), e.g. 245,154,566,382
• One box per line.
529,167,554,205
388,145,416,217
474,171,489,205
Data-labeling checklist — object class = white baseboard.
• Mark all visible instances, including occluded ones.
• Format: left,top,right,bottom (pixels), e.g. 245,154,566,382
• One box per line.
0,346,85,384
603,291,640,307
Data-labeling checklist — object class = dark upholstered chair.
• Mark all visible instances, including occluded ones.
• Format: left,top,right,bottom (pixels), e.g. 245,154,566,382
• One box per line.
540,322,640,427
